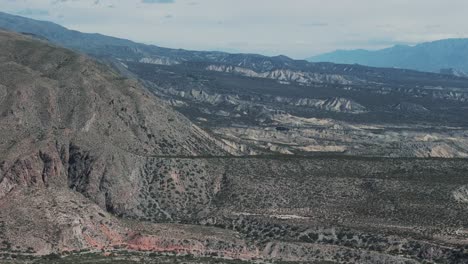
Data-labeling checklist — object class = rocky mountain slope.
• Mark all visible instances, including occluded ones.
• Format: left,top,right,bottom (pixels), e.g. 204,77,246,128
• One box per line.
0,29,233,250
308,38,468,73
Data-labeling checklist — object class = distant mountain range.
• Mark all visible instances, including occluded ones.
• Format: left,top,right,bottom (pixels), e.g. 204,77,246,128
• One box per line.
2,11,467,88
0,11,308,72
3,11,468,78
308,39,468,74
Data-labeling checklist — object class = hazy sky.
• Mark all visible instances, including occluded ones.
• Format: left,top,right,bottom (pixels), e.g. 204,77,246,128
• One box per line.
3,0,468,58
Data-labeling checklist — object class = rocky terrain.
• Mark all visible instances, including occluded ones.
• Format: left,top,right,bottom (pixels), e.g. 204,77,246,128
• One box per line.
0,30,243,257
125,61,468,158
440,68,468,78
1,14,468,264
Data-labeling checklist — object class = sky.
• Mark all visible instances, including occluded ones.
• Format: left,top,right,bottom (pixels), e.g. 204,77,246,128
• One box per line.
2,0,468,59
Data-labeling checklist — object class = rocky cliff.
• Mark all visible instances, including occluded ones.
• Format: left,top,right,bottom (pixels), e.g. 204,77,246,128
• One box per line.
0,30,236,227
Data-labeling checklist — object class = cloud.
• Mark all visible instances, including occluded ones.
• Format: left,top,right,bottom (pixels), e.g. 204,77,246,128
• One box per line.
302,22,329,27
51,0,77,4
376,24,393,29
141,0,175,3
425,24,442,30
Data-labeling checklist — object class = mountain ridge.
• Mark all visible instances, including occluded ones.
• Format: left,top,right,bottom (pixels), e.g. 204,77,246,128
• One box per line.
4,11,468,81
308,38,468,73
0,11,298,70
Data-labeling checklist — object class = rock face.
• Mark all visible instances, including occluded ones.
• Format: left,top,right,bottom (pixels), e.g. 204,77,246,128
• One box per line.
0,187,261,259
440,68,468,78
316,97,367,113
0,30,232,223
0,30,263,259
206,64,360,85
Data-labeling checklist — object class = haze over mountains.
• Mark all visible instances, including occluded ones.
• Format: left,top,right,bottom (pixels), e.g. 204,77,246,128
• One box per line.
308,39,468,74
1,11,468,264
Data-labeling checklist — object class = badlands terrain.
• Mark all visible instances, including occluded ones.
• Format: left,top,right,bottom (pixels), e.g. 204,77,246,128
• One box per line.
0,12,468,264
